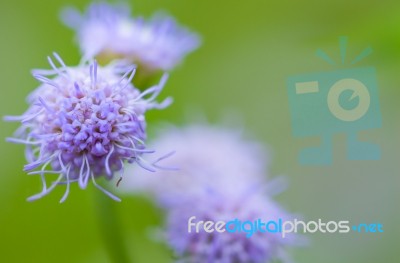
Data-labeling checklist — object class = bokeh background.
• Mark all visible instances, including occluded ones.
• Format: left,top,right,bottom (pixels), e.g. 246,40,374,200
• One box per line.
0,0,399,262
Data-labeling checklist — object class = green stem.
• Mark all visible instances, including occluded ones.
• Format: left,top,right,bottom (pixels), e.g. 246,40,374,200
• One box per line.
94,190,132,263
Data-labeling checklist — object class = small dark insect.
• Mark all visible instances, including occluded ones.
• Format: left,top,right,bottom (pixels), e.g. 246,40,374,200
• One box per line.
116,177,123,187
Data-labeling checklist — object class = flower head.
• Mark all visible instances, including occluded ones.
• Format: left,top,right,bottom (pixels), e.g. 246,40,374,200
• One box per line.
166,187,298,263
5,53,172,202
62,2,200,72
119,124,270,206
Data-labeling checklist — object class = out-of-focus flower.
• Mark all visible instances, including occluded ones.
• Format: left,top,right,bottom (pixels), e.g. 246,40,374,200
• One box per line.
61,2,200,72
5,53,172,202
120,124,301,262
166,187,298,263
119,124,272,206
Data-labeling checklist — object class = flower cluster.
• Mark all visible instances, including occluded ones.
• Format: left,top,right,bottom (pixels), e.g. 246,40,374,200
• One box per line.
121,124,300,262
6,1,200,202
62,2,200,72
6,54,171,202
6,1,300,261
166,190,297,263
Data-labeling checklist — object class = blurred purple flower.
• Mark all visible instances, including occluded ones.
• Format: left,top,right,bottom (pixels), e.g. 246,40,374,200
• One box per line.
5,53,172,202
119,124,273,206
119,124,301,262
166,187,299,263
61,2,200,71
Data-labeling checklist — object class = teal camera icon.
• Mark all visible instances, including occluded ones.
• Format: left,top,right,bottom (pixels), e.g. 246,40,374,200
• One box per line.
287,39,382,165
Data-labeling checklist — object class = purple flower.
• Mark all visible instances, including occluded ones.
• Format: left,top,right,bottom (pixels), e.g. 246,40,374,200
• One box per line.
166,187,299,263
62,2,200,72
5,53,172,202
119,124,272,206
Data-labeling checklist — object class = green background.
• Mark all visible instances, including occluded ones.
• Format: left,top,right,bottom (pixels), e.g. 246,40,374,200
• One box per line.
0,0,399,262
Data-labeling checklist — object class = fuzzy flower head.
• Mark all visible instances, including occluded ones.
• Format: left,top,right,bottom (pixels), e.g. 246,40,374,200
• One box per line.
166,187,299,263
5,53,172,202
119,124,270,206
62,2,200,72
